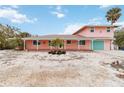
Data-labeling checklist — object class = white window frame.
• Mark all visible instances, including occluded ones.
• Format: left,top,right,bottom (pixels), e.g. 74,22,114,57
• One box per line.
79,40,85,45
107,27,111,32
32,40,41,45
90,27,95,32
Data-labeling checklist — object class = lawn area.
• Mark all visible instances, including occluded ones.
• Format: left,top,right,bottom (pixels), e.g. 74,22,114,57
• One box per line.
0,50,124,87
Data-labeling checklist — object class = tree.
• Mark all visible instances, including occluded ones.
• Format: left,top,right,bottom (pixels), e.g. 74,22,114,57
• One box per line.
106,7,122,25
3,24,20,38
50,38,64,50
114,28,124,48
19,32,31,38
0,31,7,49
0,23,31,50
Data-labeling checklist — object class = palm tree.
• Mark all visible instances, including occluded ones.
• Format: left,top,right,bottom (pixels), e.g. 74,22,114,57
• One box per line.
106,7,122,25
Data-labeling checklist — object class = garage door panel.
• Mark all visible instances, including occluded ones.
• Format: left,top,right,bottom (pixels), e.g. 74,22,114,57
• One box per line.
93,40,104,50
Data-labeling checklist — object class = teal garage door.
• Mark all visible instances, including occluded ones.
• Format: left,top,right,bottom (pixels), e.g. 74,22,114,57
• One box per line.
93,40,104,50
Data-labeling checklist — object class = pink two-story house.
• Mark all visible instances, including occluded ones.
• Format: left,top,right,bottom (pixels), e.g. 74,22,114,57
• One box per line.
22,25,116,51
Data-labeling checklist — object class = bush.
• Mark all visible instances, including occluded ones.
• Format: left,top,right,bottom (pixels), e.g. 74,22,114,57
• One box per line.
57,50,61,55
6,38,23,50
48,51,52,54
48,50,66,55
62,50,66,54
52,50,56,55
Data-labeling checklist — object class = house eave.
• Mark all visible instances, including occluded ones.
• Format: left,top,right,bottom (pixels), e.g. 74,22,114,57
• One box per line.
22,37,114,40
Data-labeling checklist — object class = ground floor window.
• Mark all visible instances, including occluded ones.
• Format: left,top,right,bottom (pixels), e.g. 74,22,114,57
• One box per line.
33,40,41,45
79,40,85,45
67,40,71,44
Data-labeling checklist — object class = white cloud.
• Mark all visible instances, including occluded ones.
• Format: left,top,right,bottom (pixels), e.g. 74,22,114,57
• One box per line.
51,11,65,18
60,23,83,34
99,5,112,9
89,17,102,22
88,17,103,25
0,5,19,9
60,17,103,34
0,7,37,24
51,6,65,19
114,21,124,27
56,6,61,11
10,5,19,9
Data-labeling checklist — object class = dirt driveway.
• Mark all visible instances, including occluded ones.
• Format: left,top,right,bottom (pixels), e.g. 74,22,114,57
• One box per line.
0,50,124,87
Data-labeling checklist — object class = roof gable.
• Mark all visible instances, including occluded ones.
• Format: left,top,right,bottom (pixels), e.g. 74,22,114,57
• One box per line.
72,25,118,35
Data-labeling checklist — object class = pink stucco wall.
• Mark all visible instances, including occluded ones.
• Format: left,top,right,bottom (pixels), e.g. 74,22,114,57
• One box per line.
104,40,111,50
25,40,50,50
25,39,112,51
75,26,114,50
25,40,37,50
38,40,50,50
65,40,78,50
25,40,92,50
77,26,114,38
24,26,114,51
79,40,91,50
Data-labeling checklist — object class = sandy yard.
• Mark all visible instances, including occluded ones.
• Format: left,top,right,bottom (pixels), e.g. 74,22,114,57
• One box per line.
0,50,124,87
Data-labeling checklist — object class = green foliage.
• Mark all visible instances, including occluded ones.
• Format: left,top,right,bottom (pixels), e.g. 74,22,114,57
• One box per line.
19,32,31,38
0,24,30,50
114,28,124,47
50,38,64,49
0,31,7,49
7,38,23,49
106,7,122,25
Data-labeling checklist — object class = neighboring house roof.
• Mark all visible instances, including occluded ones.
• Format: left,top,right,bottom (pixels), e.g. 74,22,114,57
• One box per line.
22,34,113,40
73,25,118,35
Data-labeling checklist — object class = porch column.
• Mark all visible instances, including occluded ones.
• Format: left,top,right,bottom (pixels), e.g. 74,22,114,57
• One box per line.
23,40,25,50
78,40,80,50
64,40,66,49
110,40,112,50
91,40,94,50
110,40,114,50
37,40,39,51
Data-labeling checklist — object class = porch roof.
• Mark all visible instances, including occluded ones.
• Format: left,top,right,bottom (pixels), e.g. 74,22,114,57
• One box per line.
22,34,113,40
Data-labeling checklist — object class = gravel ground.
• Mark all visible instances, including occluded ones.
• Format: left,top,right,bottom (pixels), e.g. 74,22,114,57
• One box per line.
0,50,124,87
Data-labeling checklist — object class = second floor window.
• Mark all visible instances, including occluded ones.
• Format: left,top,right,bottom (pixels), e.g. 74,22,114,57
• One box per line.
90,27,94,32
107,27,111,32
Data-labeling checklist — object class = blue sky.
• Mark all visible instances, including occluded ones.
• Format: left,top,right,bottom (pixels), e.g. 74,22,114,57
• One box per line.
0,5,124,35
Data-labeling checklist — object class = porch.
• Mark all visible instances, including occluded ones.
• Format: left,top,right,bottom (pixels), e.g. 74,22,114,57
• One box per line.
23,39,93,51
22,35,113,51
